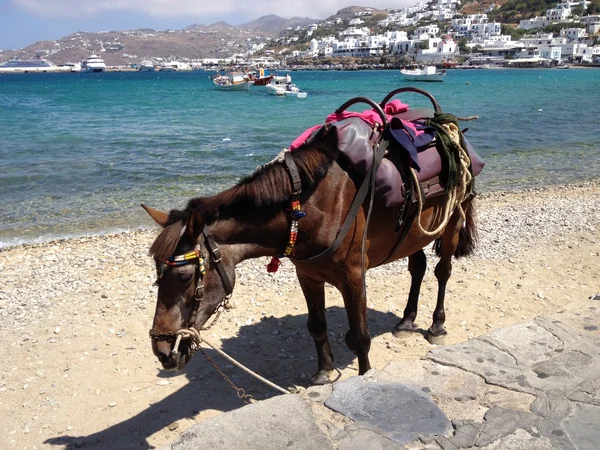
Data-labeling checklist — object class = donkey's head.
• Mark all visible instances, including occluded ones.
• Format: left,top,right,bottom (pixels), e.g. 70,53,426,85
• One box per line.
142,204,234,370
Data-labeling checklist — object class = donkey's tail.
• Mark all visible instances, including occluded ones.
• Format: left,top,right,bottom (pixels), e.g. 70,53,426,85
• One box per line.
434,194,478,258
454,195,478,258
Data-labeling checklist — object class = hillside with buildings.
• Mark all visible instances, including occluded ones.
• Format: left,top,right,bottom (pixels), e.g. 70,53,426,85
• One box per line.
1,2,599,69
0,16,317,67
264,1,599,67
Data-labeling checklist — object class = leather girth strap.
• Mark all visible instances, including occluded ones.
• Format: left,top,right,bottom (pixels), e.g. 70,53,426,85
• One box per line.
379,136,419,265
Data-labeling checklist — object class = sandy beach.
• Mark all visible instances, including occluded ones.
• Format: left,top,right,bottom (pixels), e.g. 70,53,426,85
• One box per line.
1,182,599,449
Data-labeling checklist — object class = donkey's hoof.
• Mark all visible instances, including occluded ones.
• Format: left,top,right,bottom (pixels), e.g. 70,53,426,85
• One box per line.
426,329,447,345
393,322,418,339
311,370,332,386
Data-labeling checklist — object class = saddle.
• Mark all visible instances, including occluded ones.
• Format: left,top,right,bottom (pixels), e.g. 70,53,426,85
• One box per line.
296,94,484,211
290,87,485,262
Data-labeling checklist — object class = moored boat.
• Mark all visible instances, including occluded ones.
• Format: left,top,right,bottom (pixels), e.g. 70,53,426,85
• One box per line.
247,67,274,85
0,57,68,73
212,71,251,91
81,54,106,73
266,78,307,98
139,60,155,72
159,61,191,71
400,65,445,82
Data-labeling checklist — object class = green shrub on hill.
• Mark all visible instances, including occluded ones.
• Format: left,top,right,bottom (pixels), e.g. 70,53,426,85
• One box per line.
488,0,557,23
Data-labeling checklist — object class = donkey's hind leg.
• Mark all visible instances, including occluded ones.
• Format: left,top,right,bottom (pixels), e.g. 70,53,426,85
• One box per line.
339,269,372,375
394,249,427,338
297,271,334,385
428,217,463,345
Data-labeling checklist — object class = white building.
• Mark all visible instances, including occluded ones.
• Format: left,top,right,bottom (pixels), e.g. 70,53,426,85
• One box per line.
471,34,516,49
470,22,502,38
563,27,588,41
331,40,383,57
413,24,440,39
538,44,563,59
580,45,600,62
378,12,411,27
436,0,461,9
519,16,551,29
546,3,572,22
385,30,409,42
518,33,566,48
559,41,588,57
419,36,458,55
339,27,371,39
390,39,420,55
348,18,364,26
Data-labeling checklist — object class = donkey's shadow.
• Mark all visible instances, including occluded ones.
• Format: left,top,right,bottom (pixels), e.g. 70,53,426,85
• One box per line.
44,306,400,449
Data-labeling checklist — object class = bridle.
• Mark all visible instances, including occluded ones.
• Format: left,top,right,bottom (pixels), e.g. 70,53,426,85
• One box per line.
149,230,233,355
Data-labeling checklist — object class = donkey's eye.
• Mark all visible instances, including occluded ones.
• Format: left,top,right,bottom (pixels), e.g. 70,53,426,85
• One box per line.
178,273,193,284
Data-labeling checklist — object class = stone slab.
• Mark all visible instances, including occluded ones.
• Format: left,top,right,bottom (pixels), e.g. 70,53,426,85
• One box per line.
562,402,600,450
427,314,600,396
324,376,451,445
162,394,333,450
338,429,405,450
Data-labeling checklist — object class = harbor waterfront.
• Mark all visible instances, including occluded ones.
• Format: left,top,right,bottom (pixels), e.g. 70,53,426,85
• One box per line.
1,67,600,450
0,68,599,248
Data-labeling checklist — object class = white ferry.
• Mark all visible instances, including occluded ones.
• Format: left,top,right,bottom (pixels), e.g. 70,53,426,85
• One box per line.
0,57,69,73
80,54,106,73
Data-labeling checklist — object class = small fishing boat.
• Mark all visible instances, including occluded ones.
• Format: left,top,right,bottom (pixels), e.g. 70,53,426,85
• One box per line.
265,74,307,98
266,81,307,98
247,67,274,85
212,71,251,91
400,65,446,82
138,60,155,72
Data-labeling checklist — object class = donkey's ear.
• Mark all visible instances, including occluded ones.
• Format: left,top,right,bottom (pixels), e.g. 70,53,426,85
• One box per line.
141,204,170,228
187,211,204,242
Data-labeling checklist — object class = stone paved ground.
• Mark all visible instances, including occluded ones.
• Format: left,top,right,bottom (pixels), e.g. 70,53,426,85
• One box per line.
164,301,600,450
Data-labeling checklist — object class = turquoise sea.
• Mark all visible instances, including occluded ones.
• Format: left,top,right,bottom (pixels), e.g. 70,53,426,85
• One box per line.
0,68,599,248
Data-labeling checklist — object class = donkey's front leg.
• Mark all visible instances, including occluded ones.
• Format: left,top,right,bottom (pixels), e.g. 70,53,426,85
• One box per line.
339,271,371,375
297,270,334,385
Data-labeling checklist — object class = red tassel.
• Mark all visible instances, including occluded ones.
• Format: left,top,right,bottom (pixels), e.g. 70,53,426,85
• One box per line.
267,257,281,273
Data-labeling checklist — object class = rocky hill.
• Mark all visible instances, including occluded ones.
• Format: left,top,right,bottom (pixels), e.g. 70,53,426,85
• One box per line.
0,15,317,66
327,5,389,21
238,15,317,34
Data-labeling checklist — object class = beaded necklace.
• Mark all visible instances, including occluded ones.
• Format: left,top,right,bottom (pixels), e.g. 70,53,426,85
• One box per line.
267,199,306,273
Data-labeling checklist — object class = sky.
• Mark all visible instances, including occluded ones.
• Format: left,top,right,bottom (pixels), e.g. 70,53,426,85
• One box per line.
0,0,414,50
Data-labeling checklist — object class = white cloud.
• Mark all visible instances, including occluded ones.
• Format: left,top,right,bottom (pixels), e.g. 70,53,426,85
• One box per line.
13,0,415,21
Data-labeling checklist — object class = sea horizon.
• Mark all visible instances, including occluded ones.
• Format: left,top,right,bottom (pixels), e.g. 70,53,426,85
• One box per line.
1,68,599,248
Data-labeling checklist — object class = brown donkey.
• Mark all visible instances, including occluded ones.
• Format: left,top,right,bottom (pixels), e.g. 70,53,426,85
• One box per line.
143,97,479,385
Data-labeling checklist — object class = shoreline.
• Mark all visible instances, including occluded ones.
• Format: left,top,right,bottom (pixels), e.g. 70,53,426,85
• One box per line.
1,180,598,253
0,181,598,449
1,64,599,76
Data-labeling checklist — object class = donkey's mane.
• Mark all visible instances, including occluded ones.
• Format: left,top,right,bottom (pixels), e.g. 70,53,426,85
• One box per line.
149,125,338,260
187,125,338,223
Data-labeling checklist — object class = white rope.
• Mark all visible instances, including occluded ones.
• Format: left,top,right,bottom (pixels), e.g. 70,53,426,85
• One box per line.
175,327,290,395
411,122,473,237
200,335,291,395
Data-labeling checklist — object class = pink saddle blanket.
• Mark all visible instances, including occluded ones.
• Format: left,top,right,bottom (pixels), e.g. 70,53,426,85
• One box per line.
290,100,485,208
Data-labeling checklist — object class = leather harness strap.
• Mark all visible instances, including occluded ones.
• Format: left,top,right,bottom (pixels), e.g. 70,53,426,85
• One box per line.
203,232,233,296
283,151,302,196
